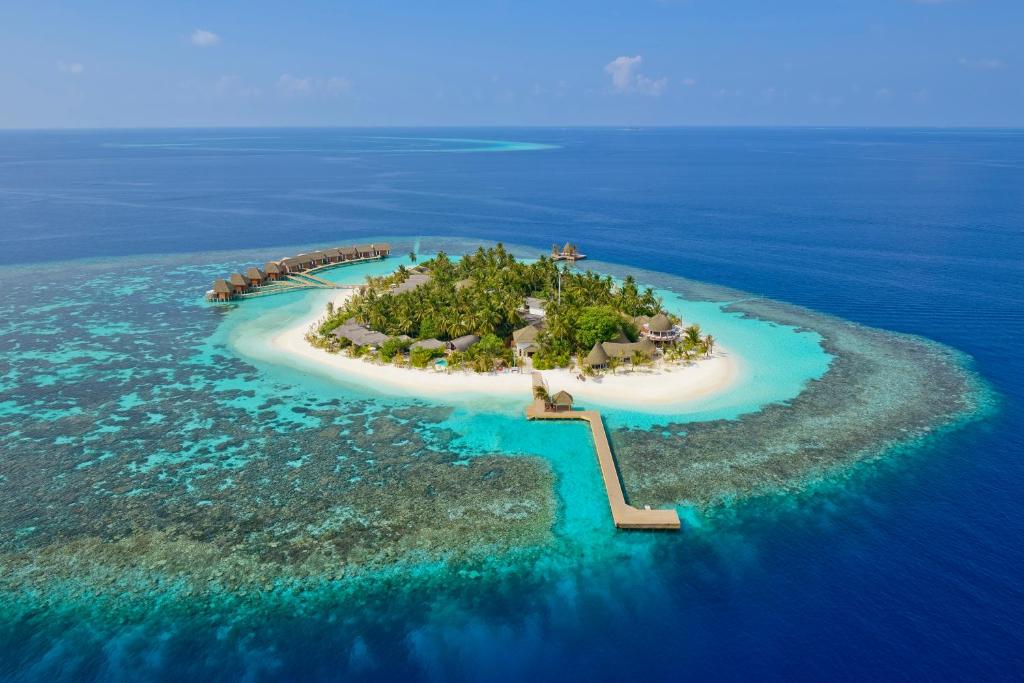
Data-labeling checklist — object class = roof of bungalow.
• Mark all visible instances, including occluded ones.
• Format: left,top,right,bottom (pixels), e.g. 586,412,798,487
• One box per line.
585,342,610,366
602,339,656,360
308,251,326,261
339,246,357,255
447,334,480,352
513,324,541,345
552,390,574,406
355,244,375,253
264,261,282,274
411,338,446,350
648,313,673,333
323,248,341,258
245,267,264,280
229,272,249,286
374,243,391,252
609,329,631,343
281,257,304,268
212,279,232,293
392,271,431,294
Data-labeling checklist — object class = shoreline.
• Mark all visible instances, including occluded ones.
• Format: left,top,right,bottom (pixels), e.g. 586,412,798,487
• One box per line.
267,290,741,409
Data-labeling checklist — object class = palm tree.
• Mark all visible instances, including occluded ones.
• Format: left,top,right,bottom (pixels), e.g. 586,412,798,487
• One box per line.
607,356,621,376
703,334,715,357
409,251,417,263
684,324,703,348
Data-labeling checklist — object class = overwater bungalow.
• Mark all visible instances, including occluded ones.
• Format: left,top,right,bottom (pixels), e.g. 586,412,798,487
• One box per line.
447,335,480,353
323,248,342,263
228,272,251,294
339,246,358,261
264,262,284,281
356,244,376,259
551,242,586,262
374,243,391,257
210,279,234,302
245,267,265,287
550,390,574,412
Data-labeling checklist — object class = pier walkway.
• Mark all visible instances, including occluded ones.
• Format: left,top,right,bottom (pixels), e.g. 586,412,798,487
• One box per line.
526,400,680,530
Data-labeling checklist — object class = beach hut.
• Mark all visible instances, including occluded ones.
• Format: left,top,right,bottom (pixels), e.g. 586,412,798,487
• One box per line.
323,248,342,263
585,342,609,369
340,246,358,261
513,324,542,357
601,339,656,363
447,335,480,353
210,279,234,302
228,272,250,294
263,262,284,281
550,390,574,412
356,244,376,259
374,243,391,257
245,267,265,287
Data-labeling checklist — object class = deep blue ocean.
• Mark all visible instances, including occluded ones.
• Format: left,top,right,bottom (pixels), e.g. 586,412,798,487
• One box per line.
1,128,1022,681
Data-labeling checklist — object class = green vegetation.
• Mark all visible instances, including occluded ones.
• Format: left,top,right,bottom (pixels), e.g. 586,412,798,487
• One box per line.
313,244,704,371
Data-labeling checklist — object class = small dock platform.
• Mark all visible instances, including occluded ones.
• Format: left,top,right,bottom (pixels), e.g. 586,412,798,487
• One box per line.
526,399,680,530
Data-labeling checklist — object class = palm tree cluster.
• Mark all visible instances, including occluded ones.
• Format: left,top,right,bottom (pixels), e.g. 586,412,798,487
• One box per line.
317,245,664,369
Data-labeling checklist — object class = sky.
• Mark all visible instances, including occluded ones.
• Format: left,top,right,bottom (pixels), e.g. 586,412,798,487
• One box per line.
0,0,1021,128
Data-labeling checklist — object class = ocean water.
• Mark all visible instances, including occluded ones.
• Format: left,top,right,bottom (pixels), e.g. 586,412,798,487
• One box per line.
0,129,1021,681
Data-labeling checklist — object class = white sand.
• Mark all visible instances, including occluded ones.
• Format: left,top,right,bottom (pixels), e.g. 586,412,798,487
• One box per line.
268,291,741,409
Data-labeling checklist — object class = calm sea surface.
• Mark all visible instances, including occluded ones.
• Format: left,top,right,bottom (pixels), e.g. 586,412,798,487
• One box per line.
0,128,1022,680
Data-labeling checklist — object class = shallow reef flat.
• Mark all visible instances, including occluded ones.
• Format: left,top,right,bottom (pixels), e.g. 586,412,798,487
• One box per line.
610,286,992,507
0,239,993,630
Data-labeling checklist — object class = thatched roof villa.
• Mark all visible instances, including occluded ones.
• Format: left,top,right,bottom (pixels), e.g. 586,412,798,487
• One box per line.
513,323,542,357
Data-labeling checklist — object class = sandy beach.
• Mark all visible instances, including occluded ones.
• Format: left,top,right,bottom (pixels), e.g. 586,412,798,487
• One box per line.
269,291,741,408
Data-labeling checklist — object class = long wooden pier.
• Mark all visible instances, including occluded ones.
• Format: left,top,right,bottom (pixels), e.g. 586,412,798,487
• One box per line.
526,400,680,530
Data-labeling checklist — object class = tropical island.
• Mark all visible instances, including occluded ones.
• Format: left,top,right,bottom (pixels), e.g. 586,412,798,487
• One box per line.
305,244,716,381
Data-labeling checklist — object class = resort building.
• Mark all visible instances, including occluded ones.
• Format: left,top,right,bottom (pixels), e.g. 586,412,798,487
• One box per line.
211,279,234,302
584,339,657,369
513,324,542,357
551,243,586,262
585,342,610,370
391,271,431,294
332,320,391,348
549,390,574,412
639,313,680,344
228,272,250,294
447,335,480,353
263,262,284,281
356,244,376,259
245,267,265,287
410,338,446,351
340,246,358,261
524,297,547,319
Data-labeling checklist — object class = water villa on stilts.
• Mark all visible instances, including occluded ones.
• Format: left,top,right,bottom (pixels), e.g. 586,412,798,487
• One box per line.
205,242,391,302
551,242,586,262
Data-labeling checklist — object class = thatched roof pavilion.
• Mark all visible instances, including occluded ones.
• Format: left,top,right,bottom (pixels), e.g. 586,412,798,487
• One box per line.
602,339,656,361
245,267,265,283
551,390,574,411
585,342,609,368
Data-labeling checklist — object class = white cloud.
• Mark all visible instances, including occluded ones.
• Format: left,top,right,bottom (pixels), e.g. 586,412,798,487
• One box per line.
604,55,667,96
959,57,1004,70
681,77,697,87
277,74,352,97
190,29,221,47
57,60,84,75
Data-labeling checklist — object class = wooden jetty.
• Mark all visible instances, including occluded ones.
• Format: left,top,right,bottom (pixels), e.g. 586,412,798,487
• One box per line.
526,378,680,530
